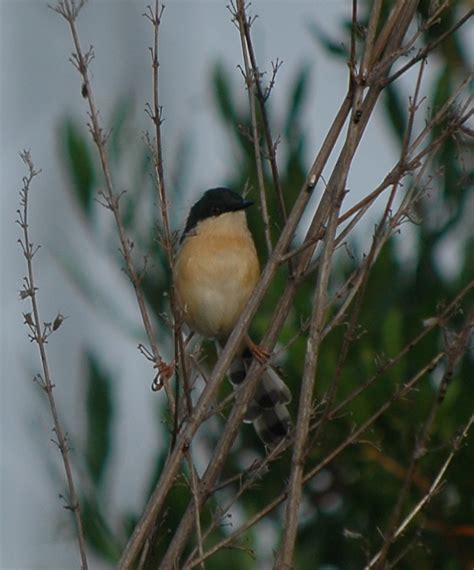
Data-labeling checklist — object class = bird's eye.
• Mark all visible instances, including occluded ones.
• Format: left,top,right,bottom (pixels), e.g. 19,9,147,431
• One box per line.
212,206,221,215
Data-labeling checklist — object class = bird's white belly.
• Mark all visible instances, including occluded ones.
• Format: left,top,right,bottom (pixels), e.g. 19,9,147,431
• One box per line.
176,240,259,339
189,273,249,338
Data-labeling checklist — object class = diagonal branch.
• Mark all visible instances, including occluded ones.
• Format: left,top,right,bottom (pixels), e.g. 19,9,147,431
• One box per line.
276,178,343,569
187,350,449,568
52,0,175,407
117,96,325,568
370,307,474,569
234,0,288,231
155,87,354,569
234,2,273,255
366,414,474,569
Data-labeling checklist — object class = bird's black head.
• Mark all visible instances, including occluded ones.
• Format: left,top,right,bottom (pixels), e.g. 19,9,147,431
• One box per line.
182,187,254,239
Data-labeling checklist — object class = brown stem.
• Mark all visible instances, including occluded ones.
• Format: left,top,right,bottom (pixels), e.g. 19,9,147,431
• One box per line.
17,151,89,570
52,0,175,407
235,0,288,231
234,1,273,255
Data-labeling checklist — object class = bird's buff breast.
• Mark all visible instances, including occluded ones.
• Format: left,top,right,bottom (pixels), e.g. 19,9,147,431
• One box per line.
175,234,260,339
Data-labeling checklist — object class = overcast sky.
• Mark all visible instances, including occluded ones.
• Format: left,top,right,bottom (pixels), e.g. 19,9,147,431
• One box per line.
0,2,404,568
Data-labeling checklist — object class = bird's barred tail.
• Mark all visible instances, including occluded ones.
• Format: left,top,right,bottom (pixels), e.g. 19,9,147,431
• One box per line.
228,350,292,449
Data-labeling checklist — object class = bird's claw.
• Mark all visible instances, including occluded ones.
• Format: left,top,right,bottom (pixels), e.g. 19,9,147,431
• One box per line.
151,360,175,391
246,335,271,364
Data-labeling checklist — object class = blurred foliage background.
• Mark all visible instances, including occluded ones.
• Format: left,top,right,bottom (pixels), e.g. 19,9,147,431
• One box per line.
53,1,473,568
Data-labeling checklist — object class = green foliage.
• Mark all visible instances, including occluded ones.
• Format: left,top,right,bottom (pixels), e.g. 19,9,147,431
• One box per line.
81,495,123,563
307,21,347,58
55,98,173,337
383,82,407,144
84,353,114,488
78,351,123,563
60,118,96,216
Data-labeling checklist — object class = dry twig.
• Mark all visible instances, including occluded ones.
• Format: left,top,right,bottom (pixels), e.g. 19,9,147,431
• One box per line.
52,0,175,406
17,151,88,570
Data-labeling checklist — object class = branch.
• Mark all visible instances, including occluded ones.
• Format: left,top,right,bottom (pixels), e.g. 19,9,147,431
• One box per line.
370,307,474,569
52,0,175,406
185,279,473,566
17,150,89,570
187,350,448,567
233,0,288,232
233,1,272,255
161,27,414,561
276,163,344,568
154,86,354,568
143,0,191,459
366,414,474,569
384,9,473,87
117,95,325,565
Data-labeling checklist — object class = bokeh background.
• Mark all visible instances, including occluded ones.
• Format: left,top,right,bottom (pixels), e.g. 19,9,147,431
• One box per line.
1,1,473,569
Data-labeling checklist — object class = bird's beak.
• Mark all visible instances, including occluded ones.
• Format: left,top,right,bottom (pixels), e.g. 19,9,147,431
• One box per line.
241,199,254,210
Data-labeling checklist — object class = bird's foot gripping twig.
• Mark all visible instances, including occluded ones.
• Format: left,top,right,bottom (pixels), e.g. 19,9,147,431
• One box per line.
245,335,271,364
152,359,175,391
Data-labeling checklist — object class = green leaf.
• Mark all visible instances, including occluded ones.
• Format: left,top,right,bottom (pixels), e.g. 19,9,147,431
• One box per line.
85,352,114,488
284,64,311,139
108,96,133,162
211,62,240,126
81,495,122,562
383,82,407,145
307,21,347,58
52,235,146,340
59,118,96,216
432,64,452,122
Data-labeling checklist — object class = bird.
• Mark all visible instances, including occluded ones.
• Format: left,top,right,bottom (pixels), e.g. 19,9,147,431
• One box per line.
174,187,292,449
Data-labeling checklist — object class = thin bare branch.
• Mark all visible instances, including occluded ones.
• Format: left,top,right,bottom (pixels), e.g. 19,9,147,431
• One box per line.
366,414,474,569
17,151,88,570
276,169,344,569
152,85,354,569
234,0,288,233
370,307,474,569
52,0,175,406
234,2,272,255
187,350,449,567
384,9,473,86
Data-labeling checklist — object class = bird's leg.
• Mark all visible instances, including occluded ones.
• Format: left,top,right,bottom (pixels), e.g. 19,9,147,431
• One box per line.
138,344,175,391
152,330,196,391
245,334,271,364
151,359,175,391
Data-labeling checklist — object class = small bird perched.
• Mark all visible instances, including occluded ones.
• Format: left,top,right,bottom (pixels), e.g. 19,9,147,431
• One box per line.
175,187,292,448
